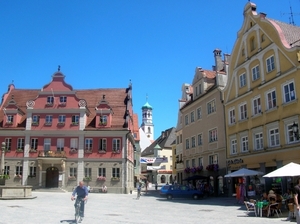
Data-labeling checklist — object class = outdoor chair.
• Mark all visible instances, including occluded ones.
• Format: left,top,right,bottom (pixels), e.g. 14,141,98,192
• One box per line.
244,201,257,217
267,202,279,217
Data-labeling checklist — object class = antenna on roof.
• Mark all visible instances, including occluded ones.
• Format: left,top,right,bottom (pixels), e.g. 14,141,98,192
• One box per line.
281,2,300,26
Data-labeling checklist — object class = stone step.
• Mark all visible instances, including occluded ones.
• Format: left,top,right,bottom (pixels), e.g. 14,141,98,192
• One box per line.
33,187,68,193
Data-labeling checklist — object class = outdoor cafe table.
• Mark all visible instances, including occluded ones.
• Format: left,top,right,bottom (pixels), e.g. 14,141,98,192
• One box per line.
257,201,269,217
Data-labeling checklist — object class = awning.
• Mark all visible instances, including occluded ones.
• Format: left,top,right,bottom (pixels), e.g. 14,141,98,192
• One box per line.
135,174,147,179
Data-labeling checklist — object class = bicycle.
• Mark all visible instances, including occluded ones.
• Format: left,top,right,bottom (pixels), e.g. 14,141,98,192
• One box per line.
74,198,86,223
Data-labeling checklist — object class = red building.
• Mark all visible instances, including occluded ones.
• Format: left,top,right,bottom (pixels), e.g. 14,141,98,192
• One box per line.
0,70,138,193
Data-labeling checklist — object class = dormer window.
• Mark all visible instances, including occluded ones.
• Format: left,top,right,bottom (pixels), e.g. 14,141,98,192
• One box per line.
59,96,67,105
99,116,107,126
6,115,14,124
47,96,54,105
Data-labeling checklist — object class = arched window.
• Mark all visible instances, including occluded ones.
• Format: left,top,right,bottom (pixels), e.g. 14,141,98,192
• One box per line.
250,37,255,51
148,127,151,134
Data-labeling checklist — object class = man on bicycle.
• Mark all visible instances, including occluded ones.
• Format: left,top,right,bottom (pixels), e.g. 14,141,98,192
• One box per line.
71,181,88,220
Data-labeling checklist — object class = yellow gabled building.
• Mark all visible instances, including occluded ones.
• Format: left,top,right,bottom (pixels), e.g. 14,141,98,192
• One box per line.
223,2,300,195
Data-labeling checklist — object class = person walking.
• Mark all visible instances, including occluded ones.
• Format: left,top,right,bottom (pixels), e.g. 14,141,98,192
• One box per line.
137,183,142,199
294,178,300,224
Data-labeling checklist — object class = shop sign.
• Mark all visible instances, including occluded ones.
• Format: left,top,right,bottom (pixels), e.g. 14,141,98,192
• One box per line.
227,158,243,166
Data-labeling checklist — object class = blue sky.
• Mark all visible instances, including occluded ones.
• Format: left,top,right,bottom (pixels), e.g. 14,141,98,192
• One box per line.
1,1,299,139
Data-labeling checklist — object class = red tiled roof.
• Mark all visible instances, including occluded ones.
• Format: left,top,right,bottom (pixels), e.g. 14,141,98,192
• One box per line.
202,69,216,79
132,113,140,141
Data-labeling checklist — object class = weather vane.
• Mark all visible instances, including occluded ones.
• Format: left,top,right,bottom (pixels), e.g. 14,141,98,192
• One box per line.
58,65,60,71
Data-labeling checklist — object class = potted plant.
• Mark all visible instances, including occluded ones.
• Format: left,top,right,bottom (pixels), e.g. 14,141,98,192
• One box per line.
70,148,77,153
97,176,106,181
83,176,91,181
68,176,76,181
16,148,24,153
111,177,120,181
14,174,22,179
0,174,10,185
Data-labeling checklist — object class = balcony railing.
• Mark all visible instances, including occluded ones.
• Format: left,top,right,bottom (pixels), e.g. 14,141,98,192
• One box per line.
38,150,66,158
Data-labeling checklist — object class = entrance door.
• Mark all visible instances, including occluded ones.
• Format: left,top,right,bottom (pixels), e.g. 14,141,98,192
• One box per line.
46,167,59,188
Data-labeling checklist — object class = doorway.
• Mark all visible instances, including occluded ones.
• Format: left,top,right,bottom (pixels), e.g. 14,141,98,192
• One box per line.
46,167,59,188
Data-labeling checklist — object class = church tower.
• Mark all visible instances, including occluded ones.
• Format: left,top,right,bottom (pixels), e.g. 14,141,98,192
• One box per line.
140,99,154,141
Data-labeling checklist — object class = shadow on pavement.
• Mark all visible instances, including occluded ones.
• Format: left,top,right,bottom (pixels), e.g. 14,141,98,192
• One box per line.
60,219,76,223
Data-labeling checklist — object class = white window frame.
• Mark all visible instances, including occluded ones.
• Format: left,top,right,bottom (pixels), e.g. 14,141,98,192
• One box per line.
69,167,77,177
207,100,216,114
17,138,25,150
112,168,120,178
112,138,121,151
45,115,52,124
283,81,296,104
185,115,189,125
287,122,298,144
5,138,12,151
58,115,66,123
84,167,92,178
44,138,51,151
197,107,202,120
29,166,37,177
197,133,202,146
253,96,261,116
198,157,203,166
190,111,195,123
229,108,235,124
231,139,237,155
185,139,190,149
57,138,64,151
252,65,260,81
269,128,280,147
241,136,248,152
99,138,107,151
32,115,40,124
209,128,218,142
59,96,67,103
70,138,78,151
254,132,263,150
191,136,196,148
209,154,218,165
266,55,275,73
16,166,23,176
47,96,54,104
239,73,246,87
266,89,277,110
7,115,14,124
31,138,38,150
100,115,108,125
72,115,79,124
239,103,247,120
85,138,93,150
98,168,106,177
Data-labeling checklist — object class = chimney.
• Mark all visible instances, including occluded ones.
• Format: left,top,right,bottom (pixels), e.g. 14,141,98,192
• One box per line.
260,12,267,19
213,49,223,71
224,53,231,64
161,131,165,138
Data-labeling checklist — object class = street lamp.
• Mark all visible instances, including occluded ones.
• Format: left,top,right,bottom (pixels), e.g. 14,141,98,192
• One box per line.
292,122,299,140
1,142,6,175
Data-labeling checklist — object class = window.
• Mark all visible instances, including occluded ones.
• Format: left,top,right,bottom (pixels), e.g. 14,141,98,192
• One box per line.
209,154,218,165
269,128,279,147
242,48,245,56
239,73,246,87
58,115,66,123
4,166,10,175
112,139,121,152
229,108,235,124
5,138,12,151
283,81,295,103
207,100,216,114
191,136,196,148
241,136,248,152
231,139,237,154
185,115,188,125
45,115,52,124
70,138,78,151
185,139,190,149
29,167,36,177
199,84,202,94
180,134,182,143
287,123,298,143
190,111,195,123
69,167,77,177
85,139,93,150
44,138,51,151
195,86,198,96
32,115,40,125
266,55,275,72
98,168,106,177
191,159,195,167
254,133,263,150
198,158,203,166
176,136,179,144
197,134,202,146
99,138,107,151
84,168,92,178
209,129,217,142
17,138,25,150
31,138,38,150
47,96,54,104
197,107,202,119
100,115,107,125
261,34,265,42
112,168,120,178
16,166,23,176
186,160,190,168
57,138,64,151
250,37,255,51
252,65,260,81
253,97,261,115
267,90,277,110
240,103,247,120
72,115,79,125
7,115,13,124
59,96,67,104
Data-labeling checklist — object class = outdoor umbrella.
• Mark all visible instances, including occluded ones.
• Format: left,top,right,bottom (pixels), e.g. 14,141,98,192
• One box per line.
263,162,300,178
224,168,263,178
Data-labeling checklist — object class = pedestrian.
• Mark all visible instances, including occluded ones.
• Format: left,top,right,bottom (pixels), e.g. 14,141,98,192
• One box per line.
155,182,158,191
137,183,142,199
294,178,300,224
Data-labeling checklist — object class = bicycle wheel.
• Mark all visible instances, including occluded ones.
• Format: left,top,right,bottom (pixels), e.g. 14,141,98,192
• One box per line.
75,201,81,223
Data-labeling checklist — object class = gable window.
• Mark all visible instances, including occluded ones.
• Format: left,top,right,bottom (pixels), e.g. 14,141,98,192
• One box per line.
269,128,279,147
197,107,202,119
47,96,54,105
229,108,235,124
45,115,52,125
239,73,246,87
231,139,237,154
72,115,79,125
31,138,38,150
190,111,195,123
58,115,66,124
197,134,202,146
209,129,217,142
70,138,78,151
266,55,275,72
112,168,120,178
32,115,40,125
17,138,25,151
199,84,202,94
6,115,14,124
59,96,67,104
250,37,255,51
44,138,51,151
185,115,189,125
254,133,263,150
253,96,261,115
99,138,107,151
283,81,295,103
239,103,247,120
85,139,93,151
241,136,248,152
209,154,218,165
185,139,190,149
5,138,12,151
191,136,196,148
112,139,121,152
207,100,216,114
100,115,107,125
252,65,260,81
57,138,64,151
266,89,277,110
